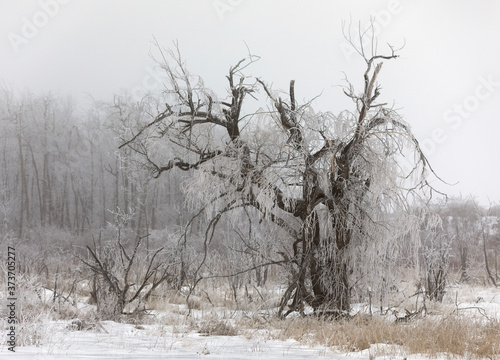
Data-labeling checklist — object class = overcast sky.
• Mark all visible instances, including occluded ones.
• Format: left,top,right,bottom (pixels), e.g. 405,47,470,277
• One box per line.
1,0,499,204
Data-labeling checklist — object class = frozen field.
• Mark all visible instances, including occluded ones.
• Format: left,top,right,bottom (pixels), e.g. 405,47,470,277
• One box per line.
2,285,499,360
2,322,343,360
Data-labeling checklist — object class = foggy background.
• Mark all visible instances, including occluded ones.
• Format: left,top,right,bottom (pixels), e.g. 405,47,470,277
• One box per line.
1,0,499,203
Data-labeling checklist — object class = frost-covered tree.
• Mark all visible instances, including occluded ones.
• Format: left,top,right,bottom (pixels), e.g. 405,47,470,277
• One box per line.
420,211,450,302
478,203,499,287
121,36,441,317
439,197,479,282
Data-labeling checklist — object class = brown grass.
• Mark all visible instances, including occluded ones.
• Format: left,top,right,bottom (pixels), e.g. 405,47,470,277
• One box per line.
199,318,238,336
269,314,500,358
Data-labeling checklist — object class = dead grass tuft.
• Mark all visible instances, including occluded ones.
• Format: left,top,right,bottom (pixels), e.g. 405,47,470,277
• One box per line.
199,318,238,336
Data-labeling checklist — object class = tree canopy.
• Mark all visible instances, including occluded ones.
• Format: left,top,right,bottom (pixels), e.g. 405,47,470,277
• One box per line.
120,37,441,317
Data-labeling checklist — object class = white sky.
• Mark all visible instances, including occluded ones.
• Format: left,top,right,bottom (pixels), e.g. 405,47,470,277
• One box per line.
1,0,499,204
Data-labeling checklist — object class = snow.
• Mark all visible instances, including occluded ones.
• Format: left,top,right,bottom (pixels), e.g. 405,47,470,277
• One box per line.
2,285,499,359
1,320,345,359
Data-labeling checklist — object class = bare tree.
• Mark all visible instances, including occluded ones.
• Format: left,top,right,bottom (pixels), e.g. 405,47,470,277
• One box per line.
80,230,174,319
478,203,499,287
439,197,479,283
121,33,441,317
421,214,450,302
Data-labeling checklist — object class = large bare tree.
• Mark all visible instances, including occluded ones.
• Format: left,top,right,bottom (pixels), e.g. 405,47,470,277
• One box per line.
120,36,441,317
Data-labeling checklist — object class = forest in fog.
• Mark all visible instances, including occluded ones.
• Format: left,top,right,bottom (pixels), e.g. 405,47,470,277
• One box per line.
0,90,186,235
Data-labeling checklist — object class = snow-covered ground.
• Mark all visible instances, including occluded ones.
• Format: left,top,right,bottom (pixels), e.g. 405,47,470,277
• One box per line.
2,284,499,359
1,320,347,359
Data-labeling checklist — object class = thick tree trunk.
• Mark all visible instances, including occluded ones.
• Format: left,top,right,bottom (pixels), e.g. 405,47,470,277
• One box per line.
301,210,351,316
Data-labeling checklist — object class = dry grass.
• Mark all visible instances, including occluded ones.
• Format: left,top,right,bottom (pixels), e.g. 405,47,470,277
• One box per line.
8,265,498,359
141,278,500,358
403,316,500,358
0,276,64,347
199,318,238,336
269,314,500,358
